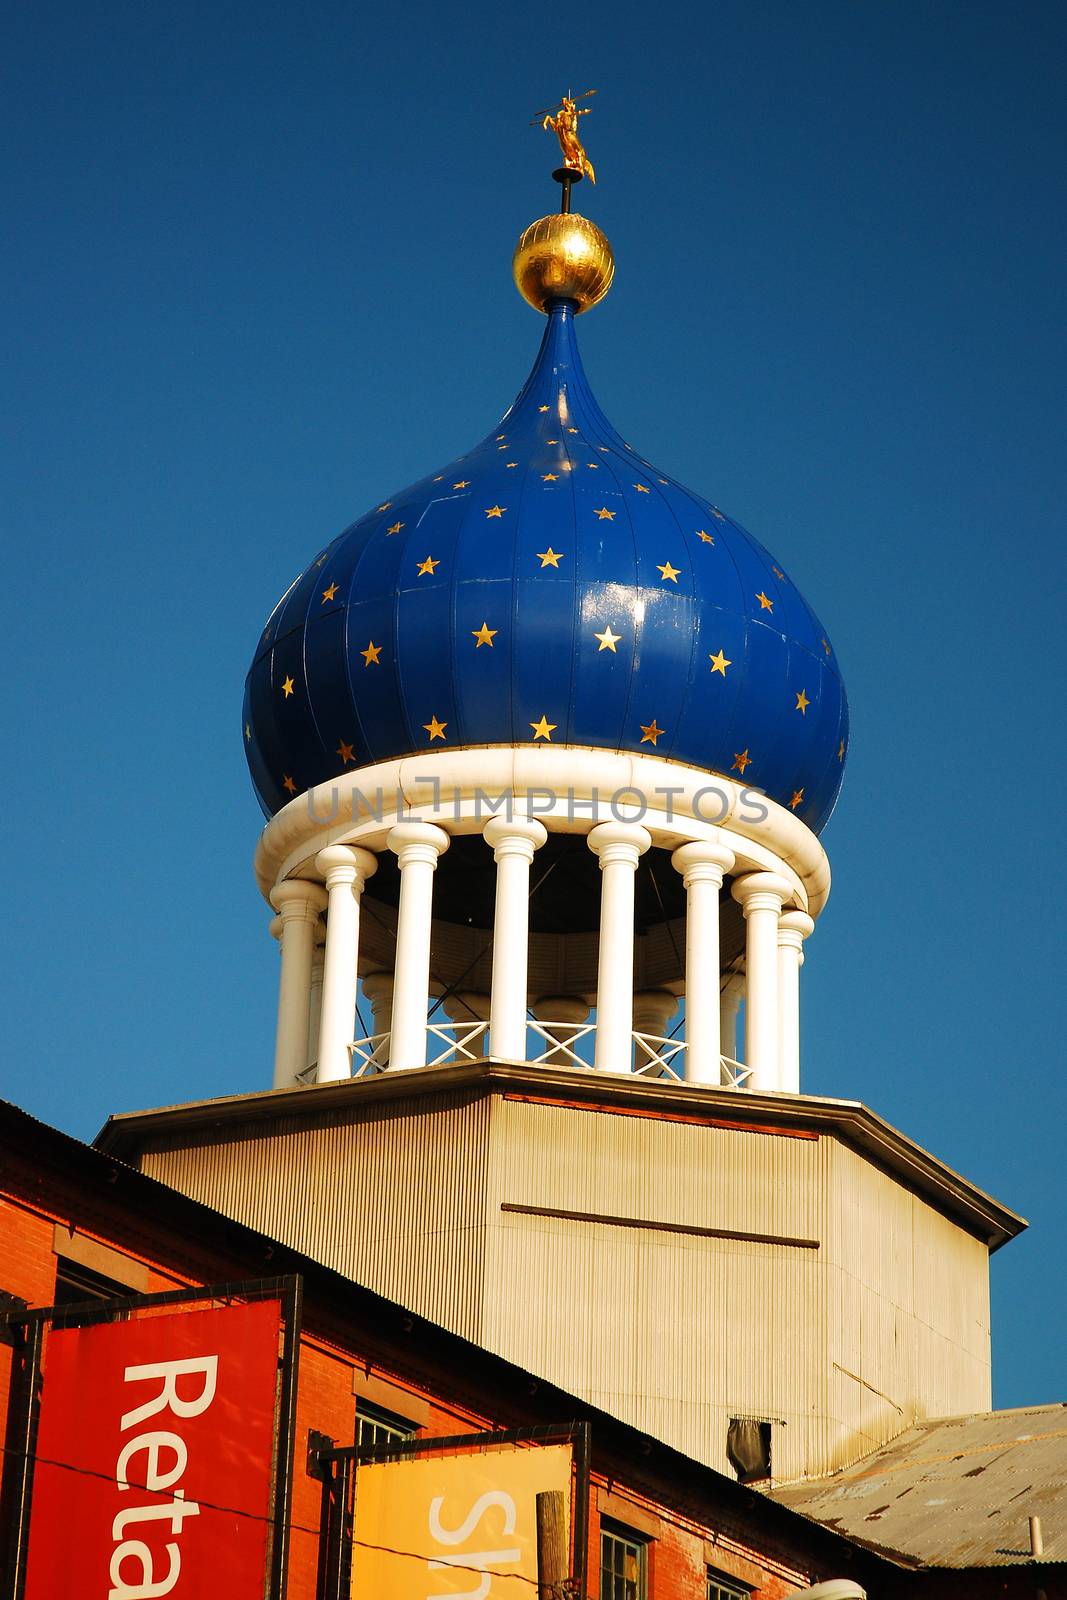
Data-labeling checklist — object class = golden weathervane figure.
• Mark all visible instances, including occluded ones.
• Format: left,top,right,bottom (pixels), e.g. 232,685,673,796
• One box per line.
534,90,597,184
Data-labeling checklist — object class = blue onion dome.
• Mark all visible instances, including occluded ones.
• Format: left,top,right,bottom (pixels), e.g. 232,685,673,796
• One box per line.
244,232,848,833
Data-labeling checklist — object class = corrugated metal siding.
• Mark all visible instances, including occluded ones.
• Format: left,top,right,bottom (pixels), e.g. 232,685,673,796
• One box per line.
137,1089,993,1486
825,1139,991,1475
480,1098,831,1482
140,1092,491,1342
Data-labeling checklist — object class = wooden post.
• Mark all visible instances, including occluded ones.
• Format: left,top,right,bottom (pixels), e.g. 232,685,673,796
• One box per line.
536,1489,568,1599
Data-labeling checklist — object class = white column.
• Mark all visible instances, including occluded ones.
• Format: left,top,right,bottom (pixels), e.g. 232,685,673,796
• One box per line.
719,972,745,1066
587,822,652,1072
531,995,590,1066
306,921,326,1076
632,989,679,1073
670,839,736,1085
314,845,378,1084
441,991,491,1059
269,879,328,1090
387,822,450,1070
777,910,815,1095
484,813,547,1061
361,970,394,1068
731,872,793,1092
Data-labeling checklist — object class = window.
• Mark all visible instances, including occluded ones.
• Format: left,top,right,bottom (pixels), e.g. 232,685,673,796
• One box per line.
601,1525,647,1600
53,1258,132,1325
726,1417,772,1484
355,1402,415,1453
708,1572,749,1600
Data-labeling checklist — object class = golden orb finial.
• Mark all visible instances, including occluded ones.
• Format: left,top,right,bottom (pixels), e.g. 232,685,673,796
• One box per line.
512,212,615,315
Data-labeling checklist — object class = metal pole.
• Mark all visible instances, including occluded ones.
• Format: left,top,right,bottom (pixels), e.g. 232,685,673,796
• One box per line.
1,1317,43,1600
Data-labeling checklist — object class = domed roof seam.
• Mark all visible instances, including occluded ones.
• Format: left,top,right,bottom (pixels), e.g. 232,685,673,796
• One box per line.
587,425,646,756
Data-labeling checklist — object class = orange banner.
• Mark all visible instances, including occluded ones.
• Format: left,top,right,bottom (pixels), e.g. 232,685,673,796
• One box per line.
350,1442,572,1599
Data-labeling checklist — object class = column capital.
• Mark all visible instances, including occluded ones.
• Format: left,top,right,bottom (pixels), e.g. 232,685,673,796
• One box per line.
361,970,394,1006
670,837,735,885
720,970,745,1007
440,990,491,1023
483,812,548,861
270,878,329,922
387,821,450,870
315,844,378,891
731,870,794,916
533,995,590,1025
587,820,652,869
778,909,815,952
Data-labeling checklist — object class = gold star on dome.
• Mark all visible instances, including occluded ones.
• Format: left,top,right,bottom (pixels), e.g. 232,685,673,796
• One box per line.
732,749,752,775
485,505,506,518
360,641,382,666
838,739,846,760
598,446,610,452
322,582,338,603
538,404,550,413
416,556,440,576
772,566,786,581
537,547,563,568
376,502,391,512
567,427,578,434
530,715,556,741
542,473,559,482
281,675,295,698
696,530,714,544
546,438,559,445
496,434,506,441
633,483,650,494
433,475,444,481
594,507,616,520
594,626,622,652
472,621,497,648
756,591,774,611
658,478,668,484
506,461,518,468
498,444,508,450
640,719,664,746
822,637,831,655
790,788,804,810
336,739,355,764
453,480,470,490
795,689,811,715
244,722,251,742
708,649,731,676
423,716,447,741
314,555,326,567
711,508,726,520
282,774,297,795
657,561,681,583
387,521,404,535
586,462,599,469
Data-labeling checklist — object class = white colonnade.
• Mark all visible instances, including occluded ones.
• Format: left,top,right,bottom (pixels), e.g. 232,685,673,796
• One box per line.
269,817,815,1093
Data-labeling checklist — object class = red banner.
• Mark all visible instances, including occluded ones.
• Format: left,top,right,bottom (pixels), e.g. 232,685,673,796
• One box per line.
24,1298,282,1600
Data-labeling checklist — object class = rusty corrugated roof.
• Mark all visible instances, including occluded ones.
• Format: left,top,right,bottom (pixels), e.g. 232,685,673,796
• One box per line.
772,1404,1067,1568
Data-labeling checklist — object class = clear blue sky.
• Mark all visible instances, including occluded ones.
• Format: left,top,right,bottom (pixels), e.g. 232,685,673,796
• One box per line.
2,0,1064,1407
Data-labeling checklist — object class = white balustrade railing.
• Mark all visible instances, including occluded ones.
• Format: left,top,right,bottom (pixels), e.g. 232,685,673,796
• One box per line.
632,1031,688,1079
344,1022,756,1085
526,1020,597,1069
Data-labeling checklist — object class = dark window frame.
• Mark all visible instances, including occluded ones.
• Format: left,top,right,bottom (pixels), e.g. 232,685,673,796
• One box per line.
707,1568,751,1600
600,1519,649,1600
53,1257,134,1324
354,1399,417,1453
